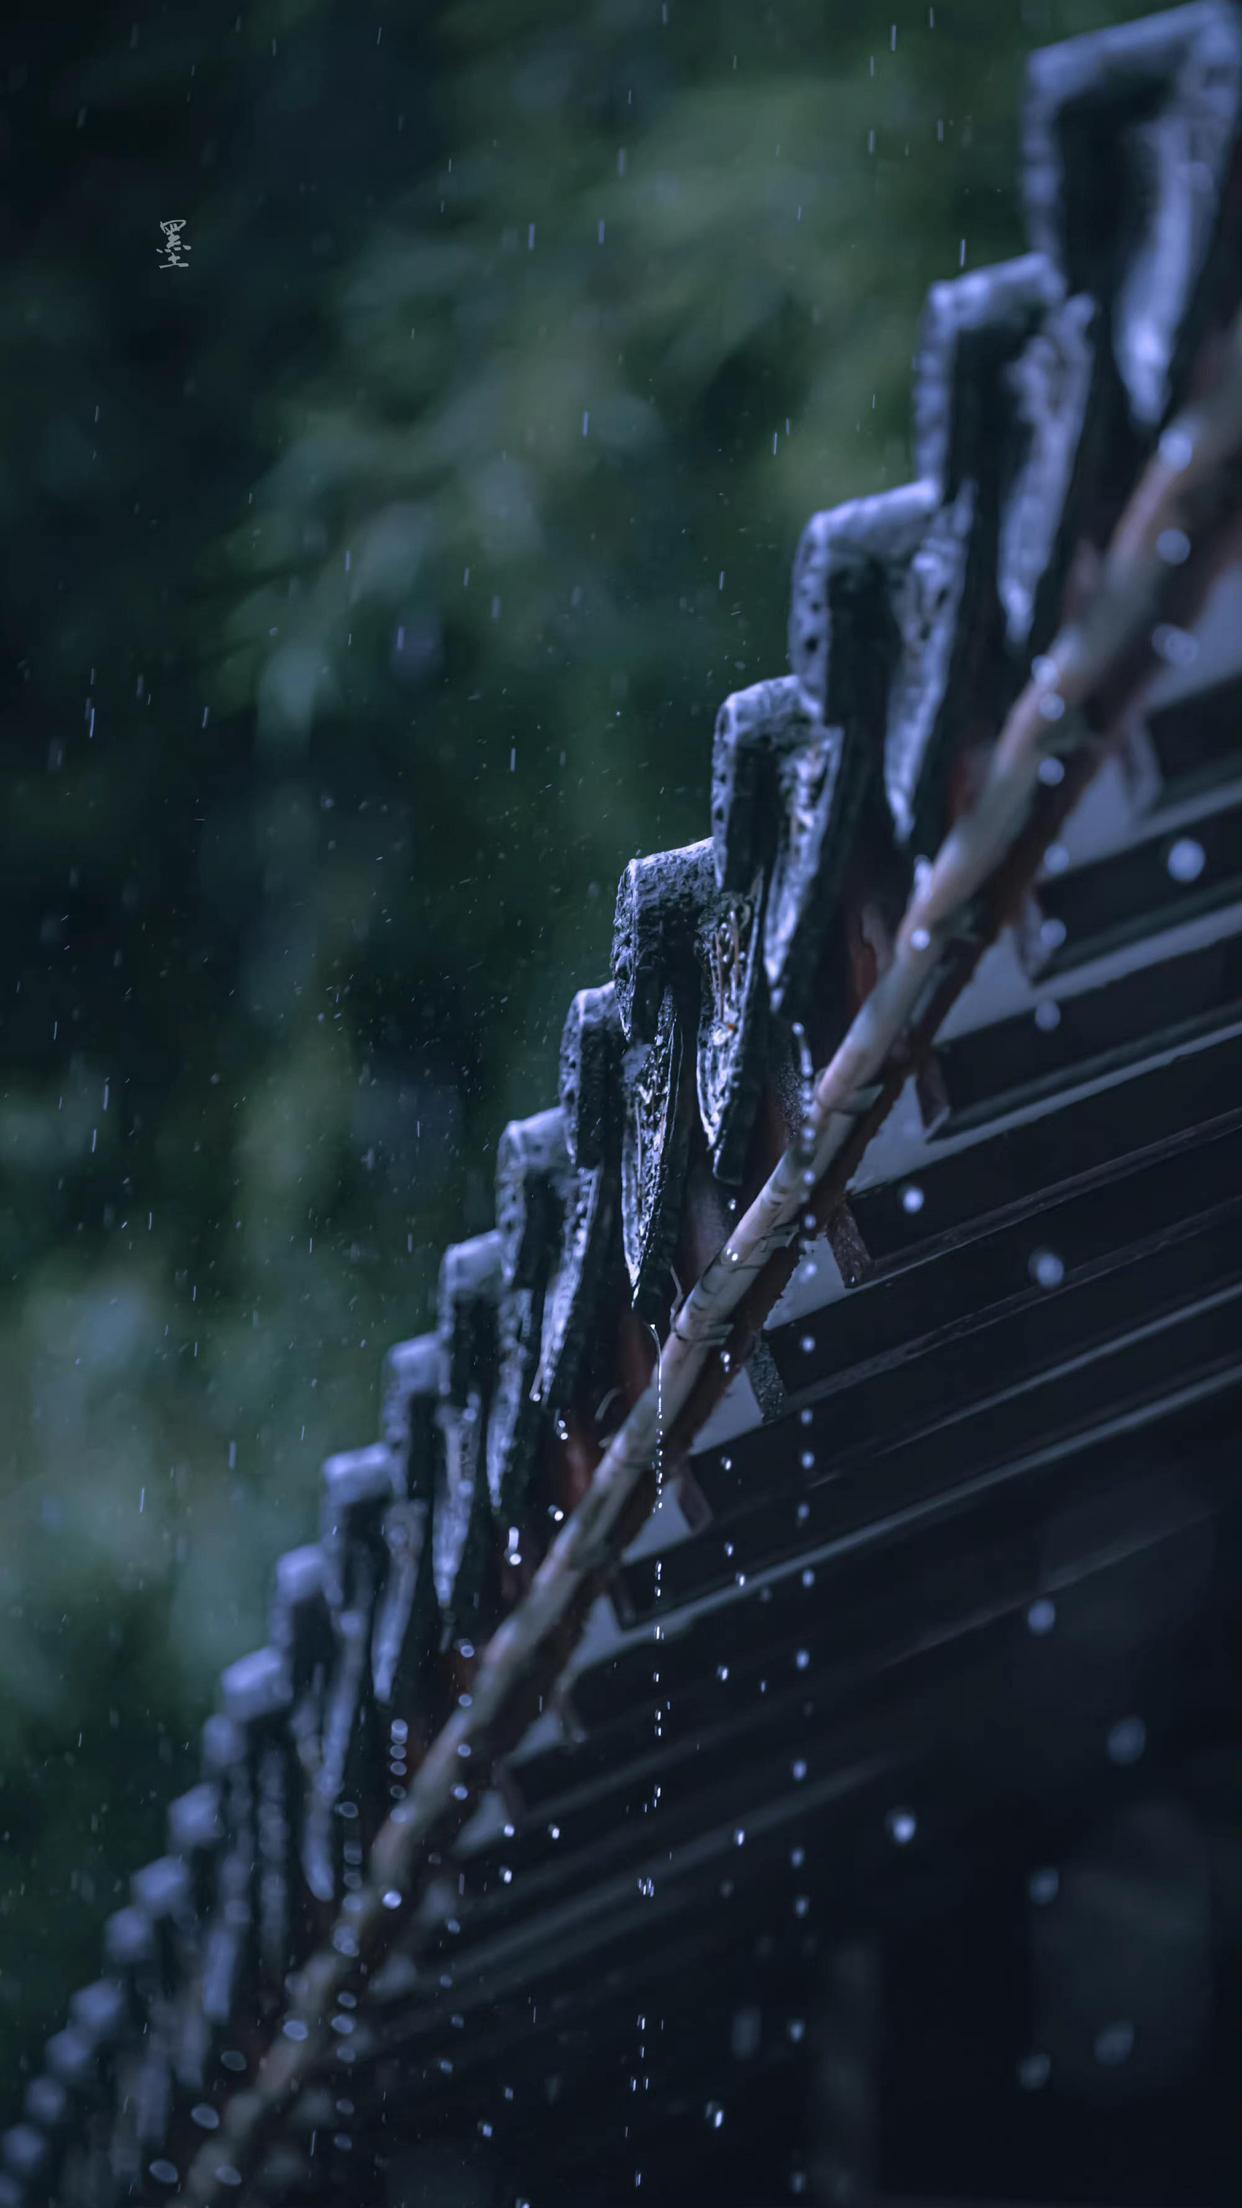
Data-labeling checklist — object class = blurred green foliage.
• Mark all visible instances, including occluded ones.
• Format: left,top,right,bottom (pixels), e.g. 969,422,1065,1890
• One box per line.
0,0,1146,2092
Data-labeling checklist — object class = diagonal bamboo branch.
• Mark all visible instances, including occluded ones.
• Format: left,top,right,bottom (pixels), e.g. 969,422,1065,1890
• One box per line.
179,309,1242,2206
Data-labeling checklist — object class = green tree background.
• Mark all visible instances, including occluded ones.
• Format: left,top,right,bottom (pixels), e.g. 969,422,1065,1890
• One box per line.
0,0,1147,2091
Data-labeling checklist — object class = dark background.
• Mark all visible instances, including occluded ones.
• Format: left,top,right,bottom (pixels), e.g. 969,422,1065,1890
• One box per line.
0,0,1148,2097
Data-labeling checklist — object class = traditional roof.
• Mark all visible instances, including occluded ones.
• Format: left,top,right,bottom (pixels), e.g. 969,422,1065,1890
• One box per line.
6,7,1242,2206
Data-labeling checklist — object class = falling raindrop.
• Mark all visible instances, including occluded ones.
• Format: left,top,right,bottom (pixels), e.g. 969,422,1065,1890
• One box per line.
1167,837,1206,883
1156,527,1191,565
1095,2021,1135,2066
1107,1715,1146,1766
1151,622,1197,667
1159,424,1195,468
1029,1249,1064,1289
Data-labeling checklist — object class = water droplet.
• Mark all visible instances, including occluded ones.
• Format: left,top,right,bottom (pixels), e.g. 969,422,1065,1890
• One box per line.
795,1649,810,1671
1167,836,1205,883
901,1183,924,1214
1035,1000,1061,1032
800,1449,815,1470
1038,691,1066,722
283,2018,310,2040
1038,756,1065,787
1029,1867,1059,1906
886,1807,917,1846
705,2102,725,2129
1156,527,1191,565
792,1759,807,1782
381,1889,402,1910
1107,1715,1146,1766
190,2105,220,2130
1017,2051,1051,2091
215,2168,243,2190
1158,425,1195,470
1029,1248,1064,1289
1039,915,1067,952
1151,622,1198,667
1027,1598,1056,1636
910,926,931,953
799,1333,815,1355
1094,2020,1134,2066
